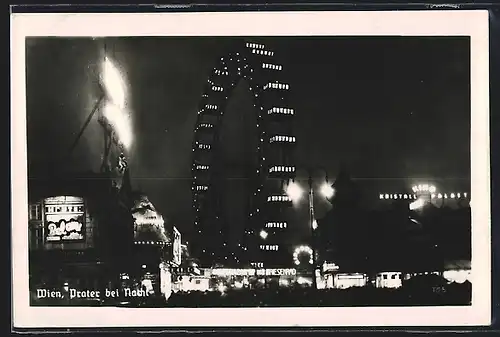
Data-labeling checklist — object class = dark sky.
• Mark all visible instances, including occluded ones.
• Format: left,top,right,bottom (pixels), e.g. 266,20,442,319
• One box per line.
26,36,471,244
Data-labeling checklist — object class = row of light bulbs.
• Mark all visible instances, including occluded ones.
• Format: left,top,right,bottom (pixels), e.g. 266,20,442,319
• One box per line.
268,107,294,115
199,101,293,122
197,143,211,150
267,195,291,202
269,165,296,173
293,245,313,265
246,42,265,49
251,49,274,56
380,194,418,200
262,63,282,70
266,222,288,228
263,82,290,90
270,135,296,143
211,85,224,92
195,185,208,191
134,241,167,245
214,69,229,76
195,165,209,170
295,245,313,254
412,184,437,193
260,244,279,251
195,123,214,130
432,193,468,199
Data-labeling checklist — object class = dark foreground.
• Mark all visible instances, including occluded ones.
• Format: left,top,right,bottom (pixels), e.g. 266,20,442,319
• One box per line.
166,281,471,307
31,280,471,307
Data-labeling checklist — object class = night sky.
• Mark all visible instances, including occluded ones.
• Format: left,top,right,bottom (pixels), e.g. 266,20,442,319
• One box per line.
26,36,471,244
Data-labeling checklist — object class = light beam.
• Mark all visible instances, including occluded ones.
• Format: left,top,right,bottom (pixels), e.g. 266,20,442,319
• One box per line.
102,102,133,150
99,56,133,150
286,181,303,202
101,56,126,109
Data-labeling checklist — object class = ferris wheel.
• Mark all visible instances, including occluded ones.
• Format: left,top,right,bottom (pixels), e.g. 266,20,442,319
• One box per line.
191,41,297,267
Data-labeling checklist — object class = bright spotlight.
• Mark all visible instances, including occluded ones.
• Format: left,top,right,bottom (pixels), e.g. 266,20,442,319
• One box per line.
429,185,436,193
286,181,303,202
102,103,133,149
99,56,133,150
259,230,268,239
320,183,335,199
101,56,126,109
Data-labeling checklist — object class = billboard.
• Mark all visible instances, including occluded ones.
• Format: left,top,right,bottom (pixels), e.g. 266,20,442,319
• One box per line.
172,226,181,266
44,196,85,242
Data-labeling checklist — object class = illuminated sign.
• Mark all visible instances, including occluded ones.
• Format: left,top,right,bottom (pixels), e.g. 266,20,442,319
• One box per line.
211,268,297,277
257,268,296,276
44,196,85,242
322,262,340,272
172,227,181,266
337,273,366,280
212,269,256,276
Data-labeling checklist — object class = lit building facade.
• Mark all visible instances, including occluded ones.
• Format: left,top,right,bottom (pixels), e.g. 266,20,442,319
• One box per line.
130,194,184,299
200,267,299,291
191,41,296,268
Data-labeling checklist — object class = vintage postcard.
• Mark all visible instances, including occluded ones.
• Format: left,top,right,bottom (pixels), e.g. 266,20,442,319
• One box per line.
11,10,491,328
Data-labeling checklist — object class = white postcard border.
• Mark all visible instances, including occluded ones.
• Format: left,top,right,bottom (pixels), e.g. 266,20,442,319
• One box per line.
11,10,491,327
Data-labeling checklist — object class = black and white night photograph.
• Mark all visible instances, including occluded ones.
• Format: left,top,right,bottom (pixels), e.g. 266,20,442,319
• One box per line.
12,11,491,328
